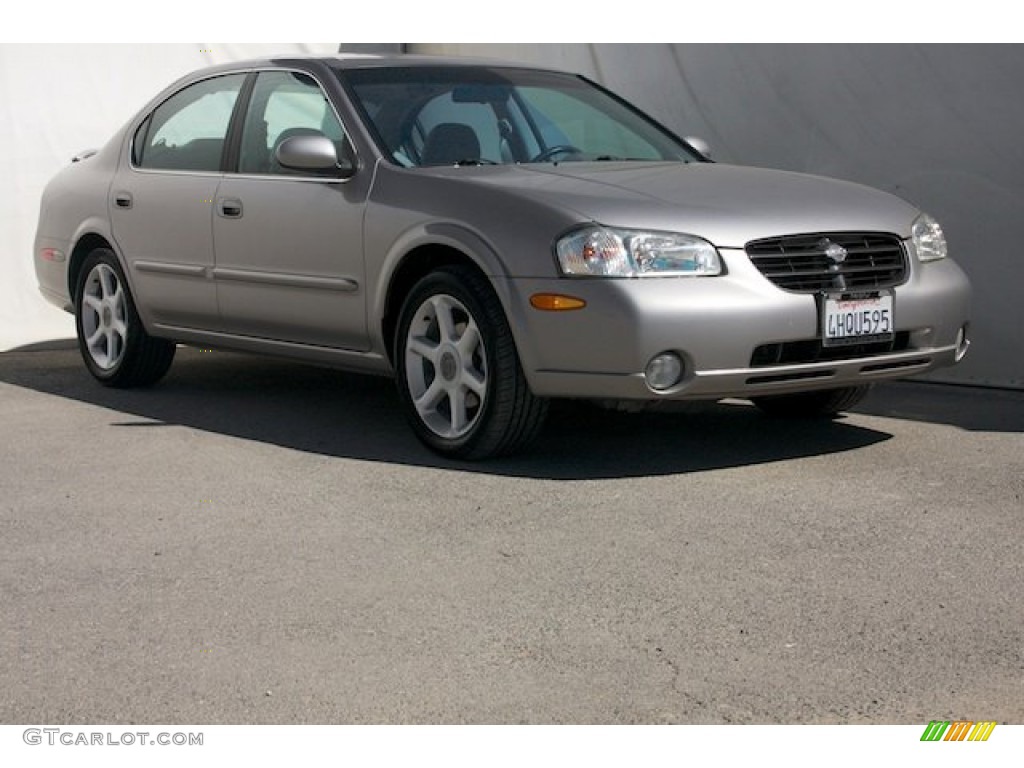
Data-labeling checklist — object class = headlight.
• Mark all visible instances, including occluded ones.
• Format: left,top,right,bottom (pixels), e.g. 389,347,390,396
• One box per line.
555,226,722,277
912,213,947,262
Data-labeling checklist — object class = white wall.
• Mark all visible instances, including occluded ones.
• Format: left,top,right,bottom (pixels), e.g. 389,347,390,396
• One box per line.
414,44,1024,389
0,43,336,352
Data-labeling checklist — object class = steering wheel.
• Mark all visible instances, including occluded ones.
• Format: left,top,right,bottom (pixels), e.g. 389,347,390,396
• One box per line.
531,144,582,162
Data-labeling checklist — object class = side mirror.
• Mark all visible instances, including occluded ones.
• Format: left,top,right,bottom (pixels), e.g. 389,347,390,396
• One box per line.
684,136,712,161
275,134,355,178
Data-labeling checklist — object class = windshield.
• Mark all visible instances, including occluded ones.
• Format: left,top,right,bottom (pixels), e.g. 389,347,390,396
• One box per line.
336,66,701,167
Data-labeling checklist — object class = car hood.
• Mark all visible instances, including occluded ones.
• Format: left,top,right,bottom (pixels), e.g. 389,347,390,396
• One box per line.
458,162,920,248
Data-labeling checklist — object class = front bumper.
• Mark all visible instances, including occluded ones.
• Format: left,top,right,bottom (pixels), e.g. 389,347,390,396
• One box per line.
505,248,971,400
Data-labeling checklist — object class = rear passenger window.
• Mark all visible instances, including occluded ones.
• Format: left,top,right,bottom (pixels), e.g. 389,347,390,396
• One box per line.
136,74,246,172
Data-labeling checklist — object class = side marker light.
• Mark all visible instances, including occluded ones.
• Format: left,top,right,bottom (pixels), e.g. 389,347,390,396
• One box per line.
529,293,586,311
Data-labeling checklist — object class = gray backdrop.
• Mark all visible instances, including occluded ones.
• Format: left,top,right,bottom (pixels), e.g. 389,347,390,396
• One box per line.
413,44,1024,389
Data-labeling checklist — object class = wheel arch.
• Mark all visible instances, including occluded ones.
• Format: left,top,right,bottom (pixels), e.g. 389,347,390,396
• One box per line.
68,232,116,303
65,223,158,330
389,257,549,459
72,245,177,388
380,242,491,366
377,223,514,366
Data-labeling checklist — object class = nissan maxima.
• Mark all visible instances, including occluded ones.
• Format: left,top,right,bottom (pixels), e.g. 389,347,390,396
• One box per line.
34,55,972,458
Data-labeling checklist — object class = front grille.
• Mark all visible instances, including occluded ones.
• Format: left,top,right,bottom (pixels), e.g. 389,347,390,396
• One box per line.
746,232,907,293
750,332,911,367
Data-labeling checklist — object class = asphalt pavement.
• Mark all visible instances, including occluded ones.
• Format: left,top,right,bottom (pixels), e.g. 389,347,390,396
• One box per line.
1,346,1021,724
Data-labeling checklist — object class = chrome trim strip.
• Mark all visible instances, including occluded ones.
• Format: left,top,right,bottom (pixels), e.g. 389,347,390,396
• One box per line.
704,345,951,381
211,268,359,292
128,168,225,179
134,260,207,277
217,171,351,184
528,344,959,400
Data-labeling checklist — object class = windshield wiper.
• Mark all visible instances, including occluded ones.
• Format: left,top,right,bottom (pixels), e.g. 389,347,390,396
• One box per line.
453,158,499,167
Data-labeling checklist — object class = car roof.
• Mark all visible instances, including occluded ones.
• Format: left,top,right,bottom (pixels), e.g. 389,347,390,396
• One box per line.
196,53,568,76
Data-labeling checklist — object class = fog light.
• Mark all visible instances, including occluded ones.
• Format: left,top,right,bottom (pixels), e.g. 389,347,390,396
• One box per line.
645,353,684,391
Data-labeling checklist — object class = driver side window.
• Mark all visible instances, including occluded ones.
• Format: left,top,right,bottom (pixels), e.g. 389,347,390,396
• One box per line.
239,70,349,176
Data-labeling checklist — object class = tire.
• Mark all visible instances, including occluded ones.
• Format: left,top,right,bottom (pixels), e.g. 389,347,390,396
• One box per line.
394,265,548,459
74,248,175,388
752,384,872,419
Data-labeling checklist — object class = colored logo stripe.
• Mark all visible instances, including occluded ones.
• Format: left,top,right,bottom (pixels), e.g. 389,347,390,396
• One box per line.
944,721,973,741
968,721,997,741
920,720,996,742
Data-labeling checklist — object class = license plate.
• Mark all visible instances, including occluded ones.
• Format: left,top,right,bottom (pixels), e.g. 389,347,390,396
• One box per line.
822,292,894,347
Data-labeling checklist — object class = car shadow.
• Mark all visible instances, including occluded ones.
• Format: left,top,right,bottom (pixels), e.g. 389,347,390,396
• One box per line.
853,379,1024,433
0,346,895,480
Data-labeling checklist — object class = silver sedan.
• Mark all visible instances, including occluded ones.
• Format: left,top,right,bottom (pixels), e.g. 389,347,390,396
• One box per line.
34,55,971,458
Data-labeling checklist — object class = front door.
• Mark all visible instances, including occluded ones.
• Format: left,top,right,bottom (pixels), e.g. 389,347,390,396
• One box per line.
212,70,368,351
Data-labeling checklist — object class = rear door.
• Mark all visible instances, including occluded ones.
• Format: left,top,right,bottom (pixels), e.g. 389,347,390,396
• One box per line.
111,73,246,331
211,69,368,350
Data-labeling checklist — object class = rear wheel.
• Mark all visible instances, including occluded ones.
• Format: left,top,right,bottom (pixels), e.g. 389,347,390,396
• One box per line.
752,385,872,418
395,266,547,459
74,248,175,387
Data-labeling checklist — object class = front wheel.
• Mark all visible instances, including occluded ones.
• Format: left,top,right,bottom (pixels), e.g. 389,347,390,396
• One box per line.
395,266,548,459
74,248,175,387
752,385,872,419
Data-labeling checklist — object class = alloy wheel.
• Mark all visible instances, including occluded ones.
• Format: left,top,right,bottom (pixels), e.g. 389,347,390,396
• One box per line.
403,293,488,439
80,262,128,370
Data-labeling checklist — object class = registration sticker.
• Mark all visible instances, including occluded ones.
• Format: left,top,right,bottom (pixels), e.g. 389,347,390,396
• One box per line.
822,292,894,347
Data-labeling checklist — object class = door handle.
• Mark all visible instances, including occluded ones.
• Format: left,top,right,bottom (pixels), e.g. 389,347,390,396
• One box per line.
218,198,243,218
114,191,133,209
